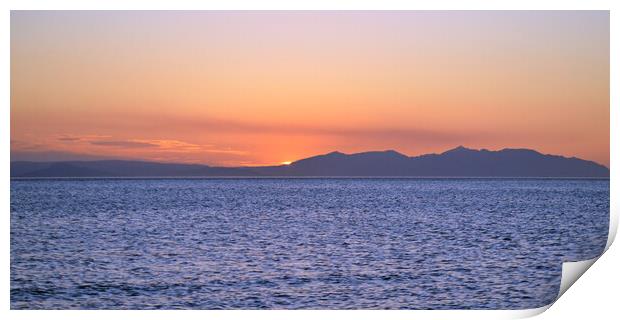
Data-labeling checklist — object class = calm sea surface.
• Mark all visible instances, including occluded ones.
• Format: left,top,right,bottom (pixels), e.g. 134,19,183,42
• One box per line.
10,178,609,309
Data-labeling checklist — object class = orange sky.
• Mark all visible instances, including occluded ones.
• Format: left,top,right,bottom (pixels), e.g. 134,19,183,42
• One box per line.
11,11,610,167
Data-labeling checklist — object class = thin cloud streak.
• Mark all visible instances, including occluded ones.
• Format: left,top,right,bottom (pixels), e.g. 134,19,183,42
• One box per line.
108,113,483,144
12,134,251,165
90,140,159,148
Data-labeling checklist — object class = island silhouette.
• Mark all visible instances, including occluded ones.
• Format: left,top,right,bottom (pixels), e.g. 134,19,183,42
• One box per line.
11,146,609,178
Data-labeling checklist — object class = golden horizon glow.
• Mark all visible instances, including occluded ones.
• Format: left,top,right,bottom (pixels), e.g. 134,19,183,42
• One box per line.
10,11,610,167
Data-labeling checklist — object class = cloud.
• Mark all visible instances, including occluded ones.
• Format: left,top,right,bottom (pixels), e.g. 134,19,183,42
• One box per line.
119,139,248,155
15,133,250,165
56,134,113,142
86,137,248,155
201,148,248,155
10,139,47,151
90,140,159,148
146,139,203,151
107,113,485,145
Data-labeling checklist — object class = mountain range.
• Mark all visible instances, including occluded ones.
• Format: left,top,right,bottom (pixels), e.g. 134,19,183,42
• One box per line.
10,146,609,178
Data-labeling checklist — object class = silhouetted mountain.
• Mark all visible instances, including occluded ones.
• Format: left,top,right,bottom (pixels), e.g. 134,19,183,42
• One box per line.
11,147,609,178
11,160,258,177
254,150,412,176
248,146,608,177
11,150,124,162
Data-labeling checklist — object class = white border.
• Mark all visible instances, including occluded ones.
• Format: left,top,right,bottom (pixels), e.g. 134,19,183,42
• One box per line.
2,1,617,319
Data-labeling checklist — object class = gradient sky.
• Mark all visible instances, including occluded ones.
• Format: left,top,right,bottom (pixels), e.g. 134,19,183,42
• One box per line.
11,11,609,167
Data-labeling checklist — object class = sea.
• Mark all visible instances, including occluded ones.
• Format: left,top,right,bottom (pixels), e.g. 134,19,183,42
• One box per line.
10,178,609,309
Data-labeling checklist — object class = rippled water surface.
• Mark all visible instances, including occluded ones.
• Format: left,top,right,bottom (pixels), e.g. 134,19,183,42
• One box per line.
11,179,609,309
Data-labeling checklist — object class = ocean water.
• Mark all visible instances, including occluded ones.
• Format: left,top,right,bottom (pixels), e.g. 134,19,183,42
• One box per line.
10,178,609,309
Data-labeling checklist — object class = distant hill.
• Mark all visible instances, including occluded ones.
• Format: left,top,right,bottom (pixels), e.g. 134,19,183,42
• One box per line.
11,146,609,178
11,160,259,178
254,146,609,177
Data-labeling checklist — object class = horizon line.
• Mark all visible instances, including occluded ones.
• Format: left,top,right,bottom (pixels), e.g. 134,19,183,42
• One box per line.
10,145,609,169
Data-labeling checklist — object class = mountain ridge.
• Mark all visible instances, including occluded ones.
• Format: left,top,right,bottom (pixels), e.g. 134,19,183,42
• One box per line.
11,147,609,178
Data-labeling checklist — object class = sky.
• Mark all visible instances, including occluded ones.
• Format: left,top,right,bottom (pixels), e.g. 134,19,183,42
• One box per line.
11,11,609,167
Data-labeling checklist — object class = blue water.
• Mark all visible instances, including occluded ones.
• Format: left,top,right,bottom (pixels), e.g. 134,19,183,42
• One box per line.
10,178,609,309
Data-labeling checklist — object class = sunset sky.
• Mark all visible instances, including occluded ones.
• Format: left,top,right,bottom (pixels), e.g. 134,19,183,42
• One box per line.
11,11,609,167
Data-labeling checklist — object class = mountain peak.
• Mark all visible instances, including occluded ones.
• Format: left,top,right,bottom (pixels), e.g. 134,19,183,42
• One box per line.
499,147,542,155
326,151,345,156
442,145,476,154
382,149,406,156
